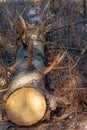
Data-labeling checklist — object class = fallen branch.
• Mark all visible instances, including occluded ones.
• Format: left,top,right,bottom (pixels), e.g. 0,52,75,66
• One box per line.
57,111,75,122
0,88,8,92
13,21,25,46
28,40,33,66
44,52,66,75
17,29,24,42
19,16,28,40
0,51,11,78
72,39,87,70
48,18,87,33
43,0,51,13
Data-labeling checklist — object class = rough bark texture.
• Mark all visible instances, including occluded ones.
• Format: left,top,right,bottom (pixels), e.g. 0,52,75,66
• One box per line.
5,29,47,125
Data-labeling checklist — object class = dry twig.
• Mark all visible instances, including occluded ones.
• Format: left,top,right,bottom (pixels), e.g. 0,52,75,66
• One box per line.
49,18,87,33
13,21,25,46
43,0,51,13
44,52,66,75
19,16,28,40
28,40,33,66
72,43,87,70
58,111,75,122
0,88,8,92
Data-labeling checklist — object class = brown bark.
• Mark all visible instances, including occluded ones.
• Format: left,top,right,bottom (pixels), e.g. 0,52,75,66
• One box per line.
28,40,33,66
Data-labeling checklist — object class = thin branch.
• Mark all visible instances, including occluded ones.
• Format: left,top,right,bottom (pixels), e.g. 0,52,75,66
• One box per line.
56,96,70,106
47,42,82,51
71,1,87,69
28,40,33,66
83,0,87,24
72,44,87,70
0,51,11,78
44,52,66,75
13,21,26,46
37,21,46,38
48,19,87,33
53,66,69,70
0,88,8,92
8,60,23,72
6,8,14,30
43,0,51,13
20,5,29,16
17,11,28,45
19,16,28,40
57,111,75,122
17,30,24,42
62,87,87,91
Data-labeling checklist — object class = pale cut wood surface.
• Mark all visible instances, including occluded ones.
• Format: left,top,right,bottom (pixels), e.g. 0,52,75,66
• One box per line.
5,87,46,126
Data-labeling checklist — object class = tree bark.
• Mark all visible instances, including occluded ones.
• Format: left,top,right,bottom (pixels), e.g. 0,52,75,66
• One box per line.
4,3,65,126
5,30,48,125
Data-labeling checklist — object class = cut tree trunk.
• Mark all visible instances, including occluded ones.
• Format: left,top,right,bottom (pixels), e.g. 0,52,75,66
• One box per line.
5,32,47,126
4,4,68,126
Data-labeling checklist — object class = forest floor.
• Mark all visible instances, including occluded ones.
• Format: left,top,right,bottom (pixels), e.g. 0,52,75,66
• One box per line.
0,0,87,130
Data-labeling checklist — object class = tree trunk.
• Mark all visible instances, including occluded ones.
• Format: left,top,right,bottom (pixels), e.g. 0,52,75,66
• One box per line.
4,4,59,126
5,32,47,126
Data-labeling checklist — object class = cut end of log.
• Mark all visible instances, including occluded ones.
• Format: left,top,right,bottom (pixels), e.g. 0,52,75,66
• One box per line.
5,87,46,126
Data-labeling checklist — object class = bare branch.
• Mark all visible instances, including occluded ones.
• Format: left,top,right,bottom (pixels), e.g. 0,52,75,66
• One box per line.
19,16,28,40
28,40,33,66
48,18,87,33
44,52,66,75
43,0,51,13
